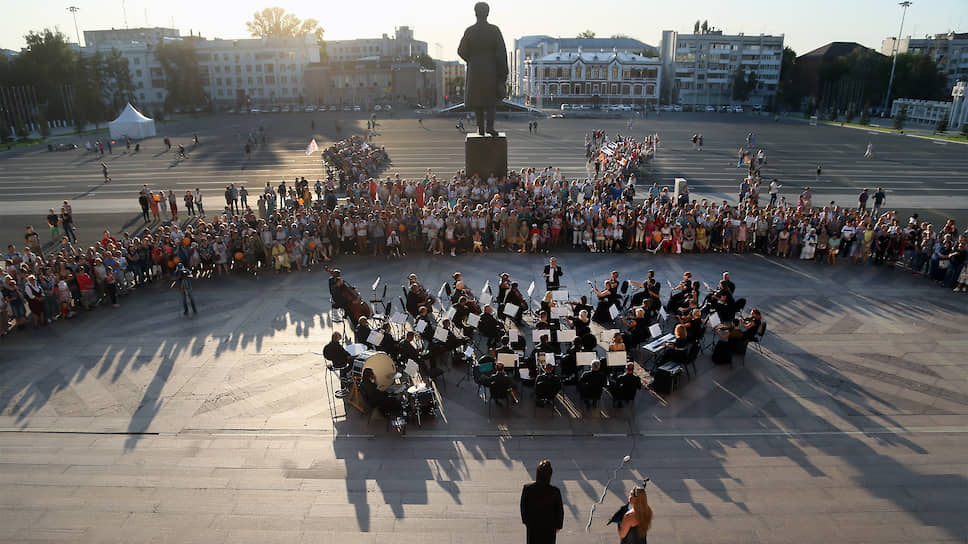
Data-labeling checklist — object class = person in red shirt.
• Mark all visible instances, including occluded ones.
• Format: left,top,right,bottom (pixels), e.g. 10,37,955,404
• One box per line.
101,230,118,248
75,266,95,310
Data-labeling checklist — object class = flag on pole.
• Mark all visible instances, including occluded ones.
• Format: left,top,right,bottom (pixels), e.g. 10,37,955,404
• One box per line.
305,138,318,155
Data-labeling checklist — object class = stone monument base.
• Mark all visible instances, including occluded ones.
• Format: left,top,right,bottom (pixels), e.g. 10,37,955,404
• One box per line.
465,133,507,180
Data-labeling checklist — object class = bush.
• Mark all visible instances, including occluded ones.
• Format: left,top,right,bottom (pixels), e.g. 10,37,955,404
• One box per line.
859,107,870,126
935,114,949,134
893,105,907,130
961,124,968,138
0,125,11,144
153,110,165,122
826,109,838,122
845,107,856,123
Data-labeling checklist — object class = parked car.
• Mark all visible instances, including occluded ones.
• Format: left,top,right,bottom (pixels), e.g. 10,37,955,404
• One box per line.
383,105,392,112
704,105,716,112
353,105,361,111
373,105,383,111
661,105,673,112
732,105,744,113
560,104,571,110
304,105,315,112
672,105,683,112
342,105,352,112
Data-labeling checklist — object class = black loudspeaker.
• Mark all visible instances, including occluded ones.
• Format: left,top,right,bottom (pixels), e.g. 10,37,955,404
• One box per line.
651,363,682,395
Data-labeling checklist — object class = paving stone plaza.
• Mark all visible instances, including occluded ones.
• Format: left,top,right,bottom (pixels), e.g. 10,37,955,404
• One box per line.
1,113,967,543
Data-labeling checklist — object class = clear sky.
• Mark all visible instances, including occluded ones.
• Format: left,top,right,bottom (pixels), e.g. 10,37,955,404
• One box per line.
2,0,966,58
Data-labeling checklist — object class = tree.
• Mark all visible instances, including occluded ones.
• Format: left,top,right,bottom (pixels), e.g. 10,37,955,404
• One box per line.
610,34,632,40
414,53,436,70
10,29,77,121
701,20,709,34
776,46,800,111
961,123,968,137
446,75,465,99
315,27,327,61
746,70,758,98
935,113,949,134
694,20,700,34
732,68,750,101
155,41,209,112
638,47,658,58
246,7,320,38
893,104,907,130
576,30,596,39
845,104,856,123
859,103,871,125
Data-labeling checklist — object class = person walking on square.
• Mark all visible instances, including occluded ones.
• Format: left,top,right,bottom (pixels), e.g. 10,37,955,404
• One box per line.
864,140,874,159
520,460,564,544
170,263,197,316
101,162,110,183
858,188,869,212
872,187,886,217
194,188,205,216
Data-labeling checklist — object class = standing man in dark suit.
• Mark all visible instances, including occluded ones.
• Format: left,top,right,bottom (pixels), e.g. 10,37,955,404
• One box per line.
543,256,563,291
457,2,508,136
520,459,564,544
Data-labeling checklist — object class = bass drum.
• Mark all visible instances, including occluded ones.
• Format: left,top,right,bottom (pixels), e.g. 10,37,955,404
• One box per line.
351,350,397,391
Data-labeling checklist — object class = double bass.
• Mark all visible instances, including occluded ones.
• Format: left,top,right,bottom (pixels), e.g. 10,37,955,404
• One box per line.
325,266,371,325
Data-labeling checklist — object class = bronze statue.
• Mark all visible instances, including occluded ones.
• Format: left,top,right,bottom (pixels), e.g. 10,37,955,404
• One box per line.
457,2,508,136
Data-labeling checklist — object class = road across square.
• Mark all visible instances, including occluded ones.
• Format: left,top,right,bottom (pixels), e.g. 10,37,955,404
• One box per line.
1,112,966,248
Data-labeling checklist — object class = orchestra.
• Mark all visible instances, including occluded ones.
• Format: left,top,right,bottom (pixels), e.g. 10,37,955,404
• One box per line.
321,265,759,429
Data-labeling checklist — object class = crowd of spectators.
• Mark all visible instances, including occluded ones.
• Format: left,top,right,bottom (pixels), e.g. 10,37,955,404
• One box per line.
2,132,966,336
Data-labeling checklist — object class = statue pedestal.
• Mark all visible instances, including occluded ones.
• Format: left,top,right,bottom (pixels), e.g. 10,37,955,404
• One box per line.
465,133,507,180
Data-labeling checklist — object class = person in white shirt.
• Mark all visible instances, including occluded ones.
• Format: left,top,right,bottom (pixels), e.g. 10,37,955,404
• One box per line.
768,178,781,208
194,188,205,215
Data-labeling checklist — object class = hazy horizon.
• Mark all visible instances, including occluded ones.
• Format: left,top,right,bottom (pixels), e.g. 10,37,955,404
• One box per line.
2,0,966,59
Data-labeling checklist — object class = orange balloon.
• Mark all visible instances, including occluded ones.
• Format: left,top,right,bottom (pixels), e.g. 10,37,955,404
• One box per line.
399,224,406,232
298,198,304,205
309,241,317,249
167,260,175,268
182,237,191,246
153,194,160,201
173,256,181,264
607,217,614,224
234,252,244,261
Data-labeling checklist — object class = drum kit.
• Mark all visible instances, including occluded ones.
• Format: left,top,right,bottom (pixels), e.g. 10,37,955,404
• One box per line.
346,346,440,433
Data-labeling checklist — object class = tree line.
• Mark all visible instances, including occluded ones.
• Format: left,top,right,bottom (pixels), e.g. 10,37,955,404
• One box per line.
0,29,134,140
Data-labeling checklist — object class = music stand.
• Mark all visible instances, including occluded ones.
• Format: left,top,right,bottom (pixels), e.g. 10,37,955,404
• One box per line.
456,344,478,388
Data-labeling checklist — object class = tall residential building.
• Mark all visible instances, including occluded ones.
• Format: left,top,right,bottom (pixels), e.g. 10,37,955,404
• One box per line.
511,36,653,96
326,26,427,62
882,32,968,88
661,30,784,107
521,49,661,108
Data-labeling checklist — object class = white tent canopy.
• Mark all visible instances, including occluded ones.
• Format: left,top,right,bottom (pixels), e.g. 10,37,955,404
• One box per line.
108,103,156,139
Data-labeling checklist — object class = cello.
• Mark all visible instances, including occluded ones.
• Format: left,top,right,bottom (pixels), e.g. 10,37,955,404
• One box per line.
325,266,371,325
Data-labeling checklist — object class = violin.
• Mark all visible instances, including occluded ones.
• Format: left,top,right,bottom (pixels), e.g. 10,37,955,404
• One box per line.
325,266,371,325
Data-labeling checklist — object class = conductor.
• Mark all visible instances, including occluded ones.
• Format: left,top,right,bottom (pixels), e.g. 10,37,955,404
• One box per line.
520,460,564,544
543,256,563,291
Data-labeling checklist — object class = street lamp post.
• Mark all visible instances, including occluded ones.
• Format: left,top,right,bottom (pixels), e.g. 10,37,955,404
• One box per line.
67,6,81,46
883,1,913,116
